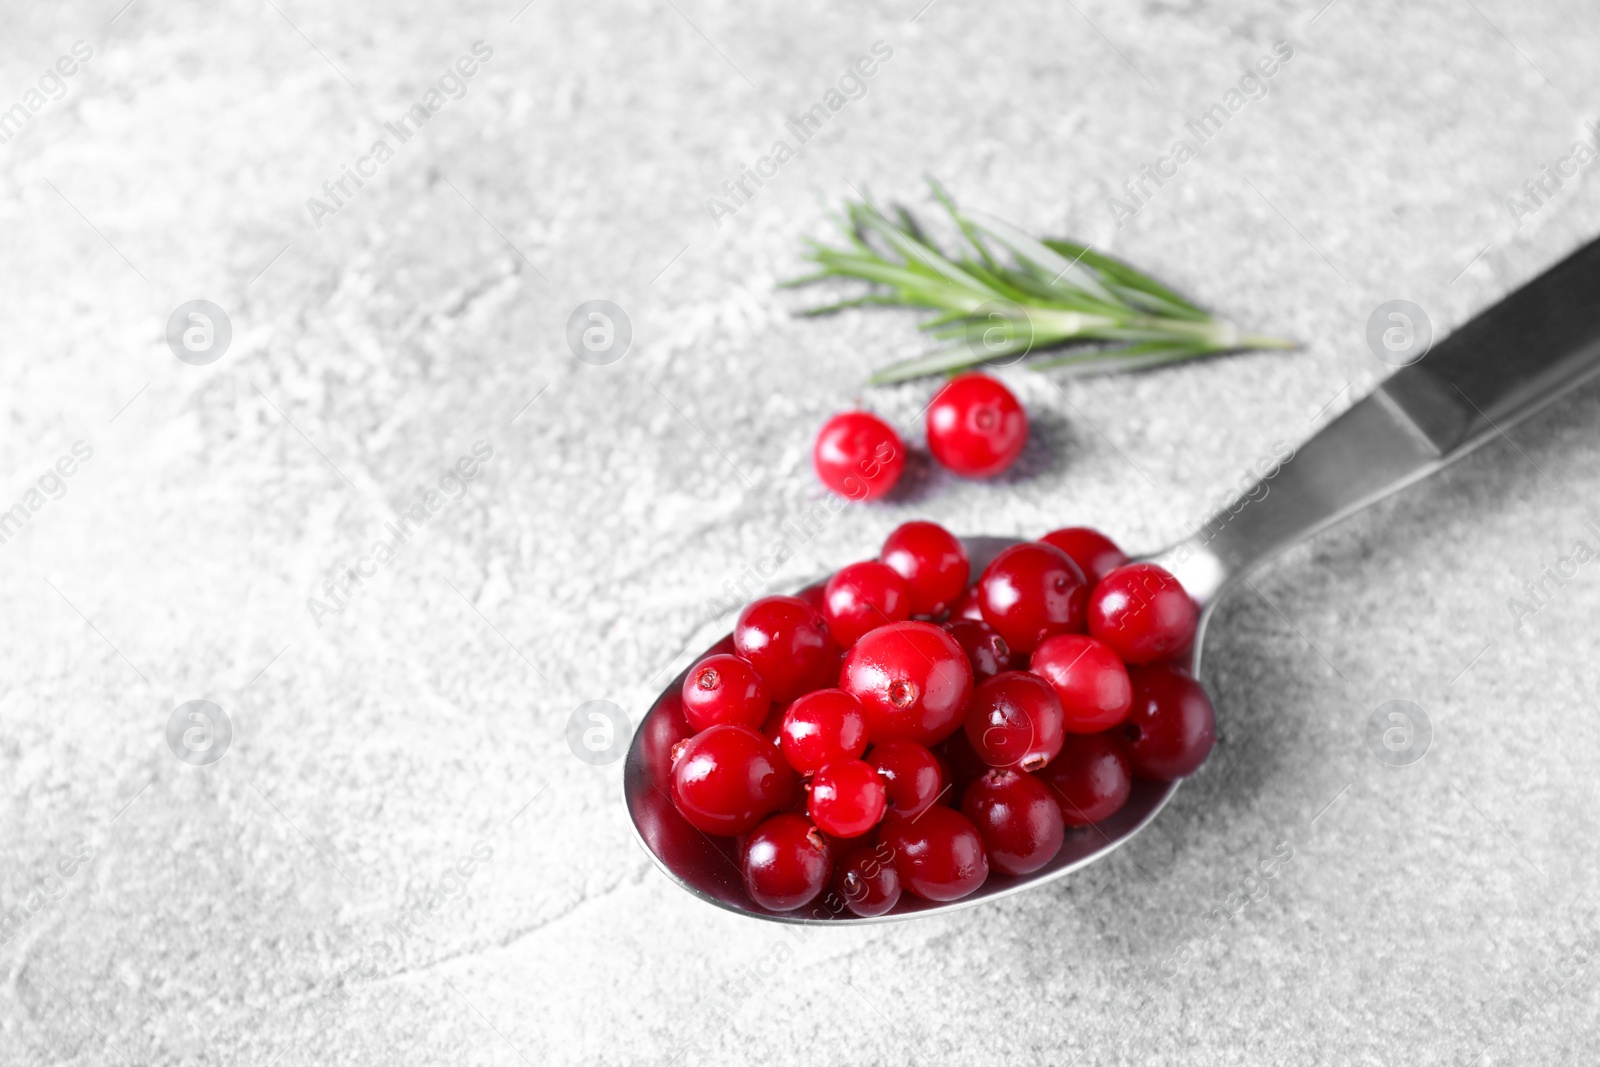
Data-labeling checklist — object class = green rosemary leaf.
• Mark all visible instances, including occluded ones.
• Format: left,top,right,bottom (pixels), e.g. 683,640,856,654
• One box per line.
929,178,1000,270
1041,239,1207,320
964,213,1120,307
868,344,1024,384
1030,343,1212,374
790,184,1295,383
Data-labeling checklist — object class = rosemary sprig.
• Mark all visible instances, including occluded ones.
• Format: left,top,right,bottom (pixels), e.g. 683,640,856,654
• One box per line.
784,182,1295,385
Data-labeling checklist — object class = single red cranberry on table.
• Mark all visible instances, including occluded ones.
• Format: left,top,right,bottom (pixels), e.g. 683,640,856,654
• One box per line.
1039,527,1128,586
1088,562,1197,665
813,411,905,501
1123,664,1217,779
942,618,1013,682
925,373,1029,478
880,521,969,616
742,814,833,911
964,670,1066,771
961,769,1066,876
978,542,1088,654
1040,732,1132,826
867,740,944,818
1029,633,1132,734
734,595,841,703
670,725,795,836
681,653,771,732
809,759,888,838
881,805,990,901
832,844,902,917
778,688,869,775
823,561,911,648
840,621,974,746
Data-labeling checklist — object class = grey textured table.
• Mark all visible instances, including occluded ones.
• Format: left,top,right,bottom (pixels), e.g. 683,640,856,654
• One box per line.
3,1,1599,1064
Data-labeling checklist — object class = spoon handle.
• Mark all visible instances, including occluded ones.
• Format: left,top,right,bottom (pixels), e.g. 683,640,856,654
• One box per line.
1164,236,1600,602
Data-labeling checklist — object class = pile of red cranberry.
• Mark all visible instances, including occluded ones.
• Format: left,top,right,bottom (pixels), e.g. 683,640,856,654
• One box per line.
665,521,1215,916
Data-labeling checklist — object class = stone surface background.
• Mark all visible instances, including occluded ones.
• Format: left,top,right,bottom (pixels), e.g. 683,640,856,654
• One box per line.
3,0,1600,1064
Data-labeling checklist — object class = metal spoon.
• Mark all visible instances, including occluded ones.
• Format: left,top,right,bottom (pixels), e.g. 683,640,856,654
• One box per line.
625,235,1600,924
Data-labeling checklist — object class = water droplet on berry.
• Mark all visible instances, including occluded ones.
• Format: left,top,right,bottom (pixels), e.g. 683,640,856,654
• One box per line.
887,679,918,708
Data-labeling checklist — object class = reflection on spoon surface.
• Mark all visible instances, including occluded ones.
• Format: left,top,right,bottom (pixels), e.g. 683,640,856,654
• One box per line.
623,536,1200,925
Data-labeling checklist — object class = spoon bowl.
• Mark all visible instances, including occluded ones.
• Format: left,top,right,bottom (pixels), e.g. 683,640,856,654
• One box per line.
623,536,1211,925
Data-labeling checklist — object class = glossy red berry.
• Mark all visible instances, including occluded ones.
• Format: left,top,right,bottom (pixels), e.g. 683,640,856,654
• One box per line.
822,561,911,648
742,814,832,911
964,670,1066,772
951,585,984,621
880,521,969,616
882,805,990,901
1039,527,1127,587
925,373,1029,478
681,653,771,732
840,621,974,746
1028,634,1132,734
796,581,828,616
734,595,841,704
942,618,1013,682
670,725,795,836
832,843,902,917
778,688,868,775
961,769,1065,876
1088,563,1197,665
1124,665,1216,779
813,411,905,501
1039,732,1132,826
977,542,1088,654
809,759,888,838
867,741,944,818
